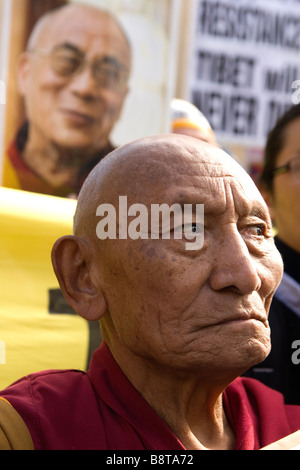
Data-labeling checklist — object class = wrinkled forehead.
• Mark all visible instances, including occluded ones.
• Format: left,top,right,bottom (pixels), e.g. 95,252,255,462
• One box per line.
108,139,266,217
128,141,255,192
75,136,268,237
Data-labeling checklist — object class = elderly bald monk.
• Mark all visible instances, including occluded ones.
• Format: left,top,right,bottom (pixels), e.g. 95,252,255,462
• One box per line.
1,134,300,450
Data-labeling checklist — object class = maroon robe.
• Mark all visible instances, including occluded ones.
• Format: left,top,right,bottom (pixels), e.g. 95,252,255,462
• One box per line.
0,342,300,450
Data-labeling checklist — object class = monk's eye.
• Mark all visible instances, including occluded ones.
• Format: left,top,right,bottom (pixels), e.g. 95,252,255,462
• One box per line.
243,224,266,238
173,222,204,238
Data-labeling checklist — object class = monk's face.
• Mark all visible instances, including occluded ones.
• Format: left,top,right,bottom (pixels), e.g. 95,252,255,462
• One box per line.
90,136,283,376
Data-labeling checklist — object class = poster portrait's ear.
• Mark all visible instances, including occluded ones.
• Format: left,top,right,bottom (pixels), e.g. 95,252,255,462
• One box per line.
51,236,107,321
17,52,31,96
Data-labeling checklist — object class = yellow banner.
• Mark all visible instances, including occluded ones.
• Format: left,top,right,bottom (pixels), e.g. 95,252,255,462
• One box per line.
0,188,100,389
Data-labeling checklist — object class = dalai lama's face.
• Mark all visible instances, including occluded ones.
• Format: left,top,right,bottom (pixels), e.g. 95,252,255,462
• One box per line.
18,4,130,155
94,135,283,378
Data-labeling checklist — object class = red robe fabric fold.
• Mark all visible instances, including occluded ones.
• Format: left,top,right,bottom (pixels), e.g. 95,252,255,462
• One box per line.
0,342,299,450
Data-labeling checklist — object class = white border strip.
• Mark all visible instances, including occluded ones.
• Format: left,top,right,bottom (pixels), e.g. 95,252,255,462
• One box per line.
0,0,12,184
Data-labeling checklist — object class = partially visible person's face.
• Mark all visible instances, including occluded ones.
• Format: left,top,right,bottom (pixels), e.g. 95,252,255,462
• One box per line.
269,117,300,253
93,136,283,377
19,6,131,153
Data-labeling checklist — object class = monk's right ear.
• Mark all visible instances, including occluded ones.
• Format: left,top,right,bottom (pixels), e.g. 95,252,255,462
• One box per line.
51,235,107,321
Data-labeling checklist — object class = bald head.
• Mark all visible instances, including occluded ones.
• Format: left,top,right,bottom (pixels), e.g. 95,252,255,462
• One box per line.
73,134,260,240
27,3,131,53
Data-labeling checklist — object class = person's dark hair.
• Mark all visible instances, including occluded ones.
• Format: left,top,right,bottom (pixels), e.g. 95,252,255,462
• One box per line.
260,104,300,192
